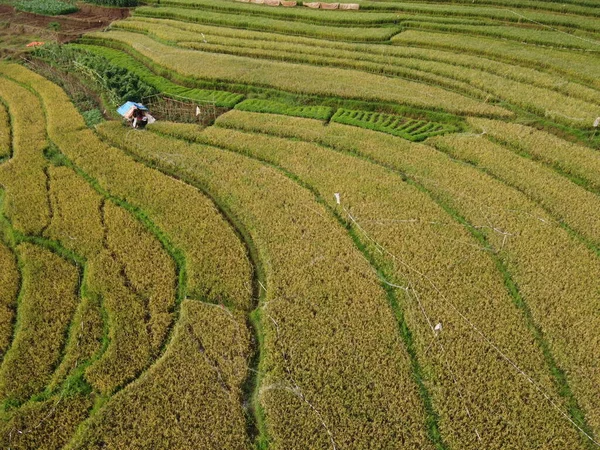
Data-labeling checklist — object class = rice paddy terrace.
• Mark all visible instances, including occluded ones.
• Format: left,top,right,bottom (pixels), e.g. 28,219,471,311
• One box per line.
0,0,599,448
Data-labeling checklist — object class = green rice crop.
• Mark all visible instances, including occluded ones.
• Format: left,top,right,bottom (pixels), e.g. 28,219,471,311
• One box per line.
391,30,600,90
331,108,456,140
112,18,600,126
235,98,333,120
398,22,600,51
142,0,401,25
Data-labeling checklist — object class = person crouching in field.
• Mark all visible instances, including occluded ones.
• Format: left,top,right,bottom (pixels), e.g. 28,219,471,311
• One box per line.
132,108,148,129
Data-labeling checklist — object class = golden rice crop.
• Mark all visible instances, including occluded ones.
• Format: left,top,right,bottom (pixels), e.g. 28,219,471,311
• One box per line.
159,114,585,448
0,103,9,159
0,64,253,310
45,166,105,259
391,30,600,89
400,21,600,51
97,121,432,449
0,242,79,404
134,6,400,41
140,0,400,26
0,77,49,235
83,251,152,395
121,16,600,91
103,201,176,354
0,241,18,359
113,19,600,125
430,133,600,247
0,394,93,450
68,300,252,449
48,294,104,392
85,30,512,118
469,118,600,193
208,111,600,435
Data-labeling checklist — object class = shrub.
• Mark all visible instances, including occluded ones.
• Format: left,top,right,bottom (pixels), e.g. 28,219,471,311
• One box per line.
73,44,244,107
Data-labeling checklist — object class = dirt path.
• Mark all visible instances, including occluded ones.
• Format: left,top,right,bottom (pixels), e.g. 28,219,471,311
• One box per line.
0,3,130,45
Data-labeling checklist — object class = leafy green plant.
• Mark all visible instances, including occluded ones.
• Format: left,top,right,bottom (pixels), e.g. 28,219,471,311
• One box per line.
82,109,104,127
14,0,77,16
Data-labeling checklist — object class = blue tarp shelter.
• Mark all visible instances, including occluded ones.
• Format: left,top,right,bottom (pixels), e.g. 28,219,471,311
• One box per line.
117,101,148,117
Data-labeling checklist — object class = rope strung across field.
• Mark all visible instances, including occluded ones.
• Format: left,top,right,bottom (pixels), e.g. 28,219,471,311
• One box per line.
505,9,600,48
340,201,600,448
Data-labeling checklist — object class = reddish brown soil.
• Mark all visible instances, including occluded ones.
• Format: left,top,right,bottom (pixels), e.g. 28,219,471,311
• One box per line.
0,3,130,43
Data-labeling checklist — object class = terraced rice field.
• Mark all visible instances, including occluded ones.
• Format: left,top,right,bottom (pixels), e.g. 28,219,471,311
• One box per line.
0,0,599,448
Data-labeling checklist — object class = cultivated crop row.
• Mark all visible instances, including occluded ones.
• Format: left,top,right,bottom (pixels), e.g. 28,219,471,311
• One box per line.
120,16,600,93
154,113,587,448
142,0,401,26
211,111,600,437
394,23,600,51
0,63,257,448
0,71,170,446
331,108,455,140
0,243,79,405
110,19,599,126
361,0,600,16
85,31,512,117
469,118,600,194
68,301,253,449
0,64,252,308
139,0,600,32
234,99,333,120
97,120,432,449
0,104,9,160
0,78,50,235
359,0,600,30
134,6,400,41
73,44,243,107
0,241,18,361
392,30,600,90
430,133,600,249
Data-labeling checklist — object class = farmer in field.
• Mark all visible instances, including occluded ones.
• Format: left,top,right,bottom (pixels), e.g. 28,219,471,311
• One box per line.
132,108,148,129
